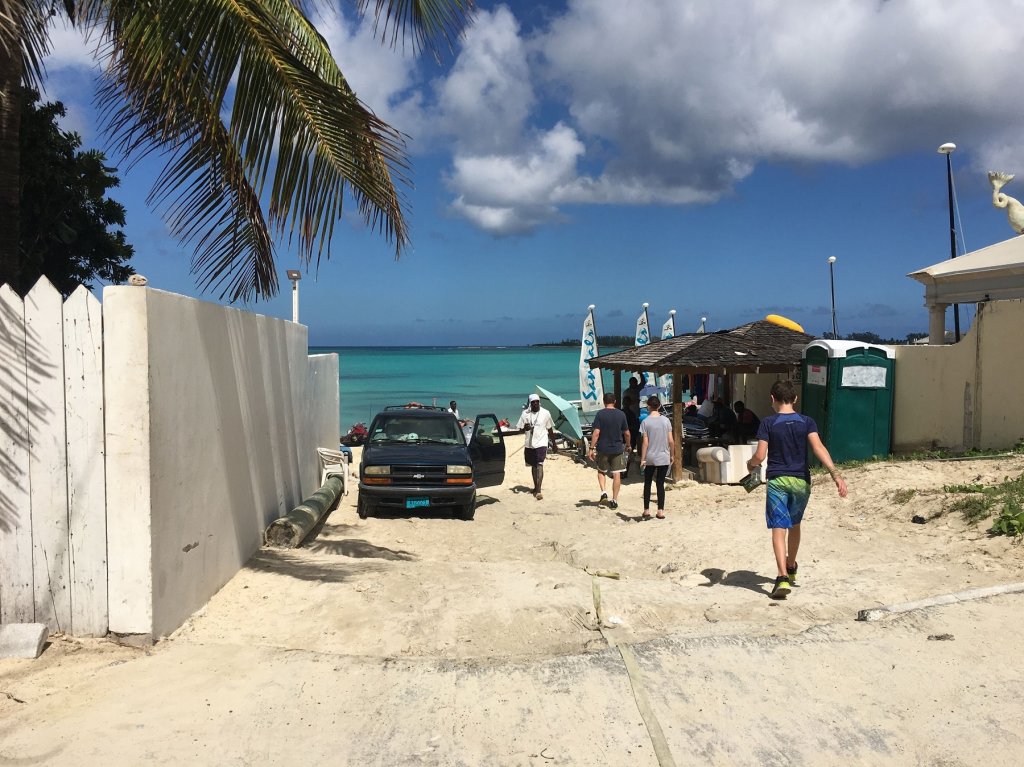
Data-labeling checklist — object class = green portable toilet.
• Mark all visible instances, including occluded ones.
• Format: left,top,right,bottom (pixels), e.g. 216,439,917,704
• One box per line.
800,340,895,463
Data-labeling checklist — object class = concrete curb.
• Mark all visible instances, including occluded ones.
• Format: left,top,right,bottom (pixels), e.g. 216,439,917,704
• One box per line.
856,581,1024,622
0,623,49,659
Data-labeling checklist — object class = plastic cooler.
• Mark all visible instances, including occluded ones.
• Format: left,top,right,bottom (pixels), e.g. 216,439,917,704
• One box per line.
696,443,758,484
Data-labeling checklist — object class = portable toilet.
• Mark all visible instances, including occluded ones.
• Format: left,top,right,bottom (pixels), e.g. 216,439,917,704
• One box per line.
800,340,895,463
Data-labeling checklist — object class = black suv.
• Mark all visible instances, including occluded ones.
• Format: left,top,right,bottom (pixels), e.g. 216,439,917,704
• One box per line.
357,407,506,520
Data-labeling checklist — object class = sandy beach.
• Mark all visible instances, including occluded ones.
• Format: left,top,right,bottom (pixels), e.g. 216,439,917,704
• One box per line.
2,447,1023,765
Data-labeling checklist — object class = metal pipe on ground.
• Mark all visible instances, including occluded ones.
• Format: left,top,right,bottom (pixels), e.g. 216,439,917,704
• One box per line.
264,474,344,548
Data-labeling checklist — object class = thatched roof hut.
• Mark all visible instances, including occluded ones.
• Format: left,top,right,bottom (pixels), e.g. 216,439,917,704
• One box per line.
588,320,814,377
588,320,815,479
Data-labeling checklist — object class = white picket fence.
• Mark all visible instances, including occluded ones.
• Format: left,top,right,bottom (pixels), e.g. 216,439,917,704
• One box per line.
0,279,107,636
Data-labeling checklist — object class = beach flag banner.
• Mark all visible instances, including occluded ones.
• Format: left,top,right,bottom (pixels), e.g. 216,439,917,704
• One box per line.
579,306,604,413
634,304,655,387
657,310,676,393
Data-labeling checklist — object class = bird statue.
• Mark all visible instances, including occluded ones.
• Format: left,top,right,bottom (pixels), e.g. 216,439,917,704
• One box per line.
128,274,148,286
988,171,1024,234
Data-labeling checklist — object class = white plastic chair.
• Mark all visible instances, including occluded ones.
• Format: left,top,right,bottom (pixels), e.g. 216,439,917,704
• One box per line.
316,447,351,495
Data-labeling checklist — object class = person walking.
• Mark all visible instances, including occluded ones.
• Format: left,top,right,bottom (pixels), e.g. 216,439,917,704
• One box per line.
515,393,557,500
588,393,630,509
639,395,674,519
746,380,847,600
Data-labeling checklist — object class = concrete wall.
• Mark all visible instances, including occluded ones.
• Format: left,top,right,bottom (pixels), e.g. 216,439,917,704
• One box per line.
105,287,339,639
892,299,1024,452
307,354,341,451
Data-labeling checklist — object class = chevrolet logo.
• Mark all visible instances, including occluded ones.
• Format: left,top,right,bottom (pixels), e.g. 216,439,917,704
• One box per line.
413,473,425,479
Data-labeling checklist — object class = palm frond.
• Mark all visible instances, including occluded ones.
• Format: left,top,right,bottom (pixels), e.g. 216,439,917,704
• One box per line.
81,0,414,301
0,0,63,88
358,0,476,60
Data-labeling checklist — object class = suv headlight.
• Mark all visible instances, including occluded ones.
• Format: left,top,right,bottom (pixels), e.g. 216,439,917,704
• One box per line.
364,465,391,475
446,464,473,485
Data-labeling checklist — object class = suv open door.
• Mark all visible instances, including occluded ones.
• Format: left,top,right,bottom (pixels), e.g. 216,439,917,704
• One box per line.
468,414,505,488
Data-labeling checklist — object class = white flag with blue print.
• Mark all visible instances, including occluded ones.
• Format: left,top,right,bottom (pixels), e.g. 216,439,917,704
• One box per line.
634,305,655,388
658,311,675,392
579,308,603,413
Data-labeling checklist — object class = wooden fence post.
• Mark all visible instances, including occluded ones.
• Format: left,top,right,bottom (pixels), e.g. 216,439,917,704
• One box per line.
25,278,71,633
0,284,35,623
64,286,107,635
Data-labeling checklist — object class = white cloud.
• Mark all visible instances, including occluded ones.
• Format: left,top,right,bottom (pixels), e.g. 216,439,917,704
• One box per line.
43,17,102,72
39,18,104,140
436,5,533,152
37,2,1024,238
432,0,1024,233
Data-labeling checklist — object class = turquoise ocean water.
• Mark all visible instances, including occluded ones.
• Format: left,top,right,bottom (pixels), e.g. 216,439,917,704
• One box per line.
310,346,623,431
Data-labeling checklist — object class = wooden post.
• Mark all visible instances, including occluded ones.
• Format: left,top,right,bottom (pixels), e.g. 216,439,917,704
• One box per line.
25,279,71,634
671,373,684,481
64,286,107,636
0,284,34,623
614,371,622,405
265,475,344,548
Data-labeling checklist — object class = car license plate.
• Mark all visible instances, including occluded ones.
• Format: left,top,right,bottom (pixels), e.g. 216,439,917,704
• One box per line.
406,497,430,509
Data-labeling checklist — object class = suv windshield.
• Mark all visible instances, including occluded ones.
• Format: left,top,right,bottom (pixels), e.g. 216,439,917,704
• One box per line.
368,415,464,445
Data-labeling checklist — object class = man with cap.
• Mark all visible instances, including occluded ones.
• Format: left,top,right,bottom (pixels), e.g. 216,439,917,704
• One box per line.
515,393,557,499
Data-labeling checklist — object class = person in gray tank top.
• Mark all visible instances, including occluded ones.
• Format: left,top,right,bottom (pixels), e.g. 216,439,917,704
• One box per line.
639,395,674,519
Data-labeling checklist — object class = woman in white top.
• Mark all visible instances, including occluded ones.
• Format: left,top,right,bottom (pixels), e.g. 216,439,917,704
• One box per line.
639,395,674,519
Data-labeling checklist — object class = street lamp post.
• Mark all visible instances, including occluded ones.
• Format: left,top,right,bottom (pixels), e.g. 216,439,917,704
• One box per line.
938,142,960,342
286,269,301,323
827,256,838,339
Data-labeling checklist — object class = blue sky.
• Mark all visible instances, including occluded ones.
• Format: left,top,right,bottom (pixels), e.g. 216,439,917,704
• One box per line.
37,0,1024,345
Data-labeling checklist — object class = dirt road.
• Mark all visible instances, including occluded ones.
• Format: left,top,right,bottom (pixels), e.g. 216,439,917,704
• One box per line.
2,452,1023,765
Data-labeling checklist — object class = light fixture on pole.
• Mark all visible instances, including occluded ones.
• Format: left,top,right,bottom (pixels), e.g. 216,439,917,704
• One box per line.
827,256,838,339
286,269,301,323
938,142,960,342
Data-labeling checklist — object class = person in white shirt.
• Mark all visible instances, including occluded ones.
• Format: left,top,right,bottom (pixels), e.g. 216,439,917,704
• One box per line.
515,393,557,500
639,396,675,519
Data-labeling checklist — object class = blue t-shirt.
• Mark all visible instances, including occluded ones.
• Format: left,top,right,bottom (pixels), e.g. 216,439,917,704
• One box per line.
756,412,819,482
592,407,629,454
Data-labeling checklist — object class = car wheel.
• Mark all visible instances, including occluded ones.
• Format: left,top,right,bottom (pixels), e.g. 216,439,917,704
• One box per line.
357,497,370,519
459,502,475,521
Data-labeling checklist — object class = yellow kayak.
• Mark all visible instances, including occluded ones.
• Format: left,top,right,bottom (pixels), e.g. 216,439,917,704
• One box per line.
765,314,805,333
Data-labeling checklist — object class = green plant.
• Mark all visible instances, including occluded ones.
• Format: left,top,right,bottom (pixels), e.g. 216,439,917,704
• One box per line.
944,482,985,494
942,473,1024,531
950,494,994,523
891,488,916,505
989,508,1024,539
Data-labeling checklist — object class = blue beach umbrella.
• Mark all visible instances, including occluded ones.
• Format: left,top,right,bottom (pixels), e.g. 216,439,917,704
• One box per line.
638,384,670,400
535,385,584,441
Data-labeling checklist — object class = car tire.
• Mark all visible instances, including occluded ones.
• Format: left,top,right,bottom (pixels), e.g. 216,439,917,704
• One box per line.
458,502,475,521
357,497,371,519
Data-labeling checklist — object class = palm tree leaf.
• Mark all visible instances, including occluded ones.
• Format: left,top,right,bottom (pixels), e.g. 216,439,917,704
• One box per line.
0,0,62,88
358,0,476,60
79,0,418,301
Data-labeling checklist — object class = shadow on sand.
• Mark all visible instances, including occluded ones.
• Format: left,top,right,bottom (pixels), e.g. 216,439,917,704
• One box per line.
699,568,775,596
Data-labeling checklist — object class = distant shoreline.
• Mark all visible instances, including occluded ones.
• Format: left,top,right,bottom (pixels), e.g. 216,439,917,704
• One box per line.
309,339,631,350
309,344,579,351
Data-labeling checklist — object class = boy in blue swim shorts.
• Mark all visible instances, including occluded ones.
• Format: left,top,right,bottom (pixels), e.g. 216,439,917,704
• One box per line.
746,380,847,599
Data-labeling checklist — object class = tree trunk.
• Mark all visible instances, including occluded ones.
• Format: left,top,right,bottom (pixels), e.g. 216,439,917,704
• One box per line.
0,8,22,292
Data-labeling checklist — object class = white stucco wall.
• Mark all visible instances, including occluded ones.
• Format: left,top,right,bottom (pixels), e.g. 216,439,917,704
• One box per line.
105,287,339,639
893,299,1024,452
307,354,341,451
